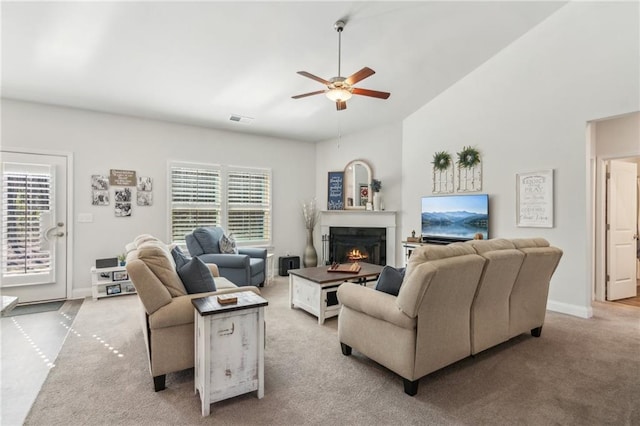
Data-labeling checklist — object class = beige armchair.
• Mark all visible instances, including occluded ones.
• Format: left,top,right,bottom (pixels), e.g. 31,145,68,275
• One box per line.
125,235,260,391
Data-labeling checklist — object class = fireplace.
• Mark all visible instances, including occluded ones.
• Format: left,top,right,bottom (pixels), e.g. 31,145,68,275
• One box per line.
328,227,386,266
319,211,397,267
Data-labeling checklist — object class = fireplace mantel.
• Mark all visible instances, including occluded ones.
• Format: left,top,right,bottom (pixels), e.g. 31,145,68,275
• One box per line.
319,211,397,267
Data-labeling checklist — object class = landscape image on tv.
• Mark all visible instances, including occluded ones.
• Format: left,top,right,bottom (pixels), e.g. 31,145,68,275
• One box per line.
421,194,489,241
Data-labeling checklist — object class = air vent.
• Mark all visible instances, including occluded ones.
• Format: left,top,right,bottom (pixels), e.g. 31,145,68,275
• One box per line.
229,114,254,124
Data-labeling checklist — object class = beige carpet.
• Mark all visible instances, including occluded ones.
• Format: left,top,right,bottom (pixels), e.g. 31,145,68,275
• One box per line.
26,277,640,425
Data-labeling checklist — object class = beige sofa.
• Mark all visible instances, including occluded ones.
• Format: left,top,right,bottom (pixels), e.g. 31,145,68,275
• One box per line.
125,235,260,391
337,238,562,396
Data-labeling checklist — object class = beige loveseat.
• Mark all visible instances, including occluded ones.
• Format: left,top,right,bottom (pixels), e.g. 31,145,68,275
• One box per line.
337,238,562,396
125,235,260,391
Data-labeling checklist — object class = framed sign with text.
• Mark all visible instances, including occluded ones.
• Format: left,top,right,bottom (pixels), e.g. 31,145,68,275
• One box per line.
516,169,554,228
109,169,137,186
327,171,344,210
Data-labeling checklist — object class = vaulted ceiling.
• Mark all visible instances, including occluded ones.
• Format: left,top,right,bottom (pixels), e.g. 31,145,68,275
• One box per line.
1,1,567,142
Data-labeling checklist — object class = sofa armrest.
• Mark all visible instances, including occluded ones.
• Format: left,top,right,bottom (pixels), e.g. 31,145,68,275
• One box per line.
238,247,267,260
149,286,262,330
126,259,172,315
207,264,220,277
197,253,249,268
337,283,416,330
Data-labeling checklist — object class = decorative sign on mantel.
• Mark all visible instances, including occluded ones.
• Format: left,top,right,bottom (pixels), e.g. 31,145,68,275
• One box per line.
327,171,344,210
109,169,136,186
516,169,554,228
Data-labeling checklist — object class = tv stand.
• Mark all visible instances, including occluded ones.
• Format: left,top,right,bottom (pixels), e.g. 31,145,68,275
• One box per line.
421,236,464,245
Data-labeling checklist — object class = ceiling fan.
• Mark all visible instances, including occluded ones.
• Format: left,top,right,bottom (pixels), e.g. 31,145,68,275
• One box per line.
292,20,390,111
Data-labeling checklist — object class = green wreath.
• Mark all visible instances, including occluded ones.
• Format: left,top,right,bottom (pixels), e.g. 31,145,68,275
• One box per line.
432,151,452,171
457,146,481,168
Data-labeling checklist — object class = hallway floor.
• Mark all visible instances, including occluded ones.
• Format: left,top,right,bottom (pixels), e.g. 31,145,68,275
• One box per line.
614,284,640,308
0,299,82,426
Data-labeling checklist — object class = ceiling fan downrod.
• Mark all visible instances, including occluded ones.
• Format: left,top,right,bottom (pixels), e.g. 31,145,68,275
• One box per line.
335,20,345,78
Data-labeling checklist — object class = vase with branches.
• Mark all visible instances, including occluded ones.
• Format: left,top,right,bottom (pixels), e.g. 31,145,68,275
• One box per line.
371,179,382,211
301,199,319,267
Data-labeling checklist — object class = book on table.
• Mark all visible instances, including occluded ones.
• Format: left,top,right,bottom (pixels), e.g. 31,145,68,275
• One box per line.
327,262,362,273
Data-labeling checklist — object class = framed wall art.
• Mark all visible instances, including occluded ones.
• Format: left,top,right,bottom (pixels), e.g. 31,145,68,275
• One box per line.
327,171,344,210
516,169,554,228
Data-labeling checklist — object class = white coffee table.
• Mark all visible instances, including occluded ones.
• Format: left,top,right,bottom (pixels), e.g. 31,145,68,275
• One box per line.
289,263,383,325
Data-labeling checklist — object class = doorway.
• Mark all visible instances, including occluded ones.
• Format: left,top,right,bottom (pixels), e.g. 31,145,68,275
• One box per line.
590,112,640,304
1,151,70,303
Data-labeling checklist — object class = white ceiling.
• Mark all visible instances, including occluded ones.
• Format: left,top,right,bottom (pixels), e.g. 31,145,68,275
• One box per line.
1,1,567,143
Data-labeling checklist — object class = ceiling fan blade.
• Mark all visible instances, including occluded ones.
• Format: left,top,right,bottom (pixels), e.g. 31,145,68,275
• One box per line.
352,87,391,99
292,90,327,99
297,71,330,86
336,100,347,111
345,67,375,86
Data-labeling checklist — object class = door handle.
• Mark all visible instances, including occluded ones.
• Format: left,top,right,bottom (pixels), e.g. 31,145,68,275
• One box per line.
44,226,65,241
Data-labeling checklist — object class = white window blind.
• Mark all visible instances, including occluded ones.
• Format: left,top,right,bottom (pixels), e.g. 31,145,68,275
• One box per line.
169,163,272,246
170,165,221,244
2,167,52,277
227,168,271,243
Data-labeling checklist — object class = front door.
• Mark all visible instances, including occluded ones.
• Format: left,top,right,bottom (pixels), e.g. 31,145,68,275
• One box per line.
1,151,68,303
606,159,638,300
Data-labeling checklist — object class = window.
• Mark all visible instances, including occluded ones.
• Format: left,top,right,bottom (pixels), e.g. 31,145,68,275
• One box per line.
169,164,221,244
169,163,271,245
227,168,271,243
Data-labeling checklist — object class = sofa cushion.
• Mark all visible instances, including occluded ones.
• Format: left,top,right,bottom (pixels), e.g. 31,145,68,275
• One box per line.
219,233,238,254
171,246,190,270
193,227,224,254
466,238,516,254
137,246,187,297
510,238,550,249
375,266,406,296
176,257,217,294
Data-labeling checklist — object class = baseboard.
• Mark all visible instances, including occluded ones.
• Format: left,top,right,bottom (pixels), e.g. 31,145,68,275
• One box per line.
72,287,92,300
547,300,593,319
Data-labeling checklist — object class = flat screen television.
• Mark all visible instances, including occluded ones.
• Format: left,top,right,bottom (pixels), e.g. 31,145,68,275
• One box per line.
421,194,489,244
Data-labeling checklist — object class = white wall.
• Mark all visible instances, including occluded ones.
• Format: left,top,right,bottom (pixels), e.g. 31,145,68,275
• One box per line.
2,99,316,297
402,2,639,317
314,121,403,264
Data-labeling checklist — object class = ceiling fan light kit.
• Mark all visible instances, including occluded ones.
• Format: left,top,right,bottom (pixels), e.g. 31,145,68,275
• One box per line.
292,20,390,111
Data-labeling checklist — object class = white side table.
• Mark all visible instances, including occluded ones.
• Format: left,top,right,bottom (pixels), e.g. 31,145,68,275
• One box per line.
266,253,275,284
192,291,268,416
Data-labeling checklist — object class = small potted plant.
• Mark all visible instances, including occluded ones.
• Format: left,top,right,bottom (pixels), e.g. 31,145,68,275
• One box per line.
118,253,126,266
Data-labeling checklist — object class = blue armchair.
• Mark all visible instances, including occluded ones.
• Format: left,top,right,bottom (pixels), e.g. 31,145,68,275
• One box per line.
185,227,266,287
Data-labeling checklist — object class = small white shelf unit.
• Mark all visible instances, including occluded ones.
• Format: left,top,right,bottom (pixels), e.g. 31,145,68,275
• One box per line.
91,266,136,300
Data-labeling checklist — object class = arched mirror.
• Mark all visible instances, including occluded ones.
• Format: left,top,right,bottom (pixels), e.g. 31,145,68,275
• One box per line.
344,160,372,209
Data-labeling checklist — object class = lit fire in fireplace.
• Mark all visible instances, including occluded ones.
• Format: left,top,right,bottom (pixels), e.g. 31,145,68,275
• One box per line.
347,248,368,261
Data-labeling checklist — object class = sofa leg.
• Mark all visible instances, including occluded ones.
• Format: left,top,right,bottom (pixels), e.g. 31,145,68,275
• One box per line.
531,326,543,337
403,378,419,396
340,343,352,356
153,375,166,392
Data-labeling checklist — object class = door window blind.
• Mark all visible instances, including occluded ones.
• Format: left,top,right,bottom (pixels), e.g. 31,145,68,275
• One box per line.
2,166,52,277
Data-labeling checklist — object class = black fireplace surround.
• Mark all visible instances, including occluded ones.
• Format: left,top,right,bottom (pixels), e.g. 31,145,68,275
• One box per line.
329,227,386,266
